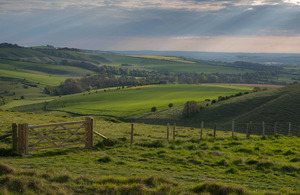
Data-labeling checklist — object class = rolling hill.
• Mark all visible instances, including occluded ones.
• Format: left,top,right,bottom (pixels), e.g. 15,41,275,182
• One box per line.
141,83,300,135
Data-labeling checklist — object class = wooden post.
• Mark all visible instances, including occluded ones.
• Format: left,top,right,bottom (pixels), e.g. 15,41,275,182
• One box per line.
213,123,216,138
131,123,134,145
288,122,291,135
12,123,18,152
247,121,252,138
24,123,29,155
246,123,249,138
167,123,169,142
232,120,235,138
262,121,265,136
18,123,25,155
274,122,277,135
200,121,204,139
173,123,176,141
85,117,94,148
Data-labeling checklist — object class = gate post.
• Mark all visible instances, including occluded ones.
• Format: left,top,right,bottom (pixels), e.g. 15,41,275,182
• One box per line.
12,123,18,152
85,117,94,148
24,123,29,155
17,123,25,155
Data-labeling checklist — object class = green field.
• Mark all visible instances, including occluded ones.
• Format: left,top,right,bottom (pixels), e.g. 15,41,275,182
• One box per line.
45,84,253,117
0,111,300,194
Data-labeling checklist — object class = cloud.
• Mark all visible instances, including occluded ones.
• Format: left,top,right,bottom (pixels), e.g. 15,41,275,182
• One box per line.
1,0,299,15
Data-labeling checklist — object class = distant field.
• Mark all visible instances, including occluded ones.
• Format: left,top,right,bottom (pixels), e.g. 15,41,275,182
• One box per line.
0,69,65,86
45,84,253,117
126,55,196,64
113,55,249,74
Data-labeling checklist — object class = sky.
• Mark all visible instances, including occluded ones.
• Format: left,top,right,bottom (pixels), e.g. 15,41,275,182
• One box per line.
0,0,300,53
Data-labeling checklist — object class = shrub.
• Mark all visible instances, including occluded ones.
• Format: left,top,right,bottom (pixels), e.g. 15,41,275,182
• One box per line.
168,103,174,108
151,106,157,112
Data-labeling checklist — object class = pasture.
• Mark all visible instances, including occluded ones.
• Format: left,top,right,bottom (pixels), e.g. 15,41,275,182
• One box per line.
0,110,300,194
45,84,253,117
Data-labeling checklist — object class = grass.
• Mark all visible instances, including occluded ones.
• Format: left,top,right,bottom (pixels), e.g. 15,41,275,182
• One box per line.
0,110,300,194
0,69,65,86
44,84,253,117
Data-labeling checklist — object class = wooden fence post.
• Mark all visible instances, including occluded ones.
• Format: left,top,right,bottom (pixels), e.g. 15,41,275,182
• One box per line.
213,123,216,138
200,121,203,139
262,121,265,136
131,123,134,145
246,123,249,138
18,123,25,155
232,120,234,138
247,121,252,138
24,123,29,155
85,117,94,148
12,123,18,152
274,122,277,135
167,123,169,142
173,123,176,141
288,122,291,135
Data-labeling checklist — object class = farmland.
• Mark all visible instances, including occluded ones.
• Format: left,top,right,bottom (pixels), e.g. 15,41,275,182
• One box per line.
1,44,300,194
1,111,300,194
44,84,253,117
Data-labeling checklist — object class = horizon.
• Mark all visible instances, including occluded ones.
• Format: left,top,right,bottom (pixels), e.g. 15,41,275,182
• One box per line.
1,1,300,54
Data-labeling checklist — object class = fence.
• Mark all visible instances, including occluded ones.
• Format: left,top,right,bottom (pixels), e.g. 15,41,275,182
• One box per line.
12,117,94,155
129,121,300,144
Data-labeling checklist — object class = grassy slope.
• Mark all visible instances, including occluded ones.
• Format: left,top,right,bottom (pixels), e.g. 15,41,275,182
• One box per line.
150,83,300,133
0,111,300,194
44,84,252,117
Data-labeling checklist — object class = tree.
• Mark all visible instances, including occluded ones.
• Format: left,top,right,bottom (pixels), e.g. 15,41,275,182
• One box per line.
168,103,174,109
151,106,157,112
182,101,199,118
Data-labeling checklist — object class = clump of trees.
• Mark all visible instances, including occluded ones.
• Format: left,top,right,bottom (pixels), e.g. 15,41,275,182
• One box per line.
182,101,203,118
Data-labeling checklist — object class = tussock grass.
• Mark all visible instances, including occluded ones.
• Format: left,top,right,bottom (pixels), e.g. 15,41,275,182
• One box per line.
192,182,248,195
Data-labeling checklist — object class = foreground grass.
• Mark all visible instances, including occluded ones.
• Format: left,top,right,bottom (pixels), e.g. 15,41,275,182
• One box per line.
0,111,300,194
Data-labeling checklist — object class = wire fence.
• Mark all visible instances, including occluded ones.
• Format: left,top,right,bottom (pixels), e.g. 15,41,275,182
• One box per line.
193,121,300,136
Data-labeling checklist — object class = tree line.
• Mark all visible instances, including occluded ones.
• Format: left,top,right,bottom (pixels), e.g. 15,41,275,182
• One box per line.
44,63,283,96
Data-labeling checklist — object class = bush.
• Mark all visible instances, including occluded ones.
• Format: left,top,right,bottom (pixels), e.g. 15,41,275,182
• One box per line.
151,106,157,112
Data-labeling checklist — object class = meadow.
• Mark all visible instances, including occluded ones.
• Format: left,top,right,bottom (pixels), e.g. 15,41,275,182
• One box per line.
0,111,300,194
45,84,253,118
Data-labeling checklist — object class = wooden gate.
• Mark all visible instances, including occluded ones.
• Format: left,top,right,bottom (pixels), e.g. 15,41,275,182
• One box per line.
15,117,93,155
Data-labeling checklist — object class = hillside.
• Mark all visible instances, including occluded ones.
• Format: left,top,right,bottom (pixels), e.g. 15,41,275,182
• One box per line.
144,83,300,134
